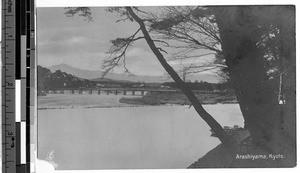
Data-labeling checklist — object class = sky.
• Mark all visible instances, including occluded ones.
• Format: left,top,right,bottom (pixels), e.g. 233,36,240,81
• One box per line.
37,7,220,76
37,7,165,76
2,0,299,78
36,0,300,78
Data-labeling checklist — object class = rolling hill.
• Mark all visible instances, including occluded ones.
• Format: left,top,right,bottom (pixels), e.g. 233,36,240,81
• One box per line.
48,63,221,83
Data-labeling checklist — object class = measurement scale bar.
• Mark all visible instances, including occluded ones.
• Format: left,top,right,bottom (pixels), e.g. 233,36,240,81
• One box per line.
2,0,36,172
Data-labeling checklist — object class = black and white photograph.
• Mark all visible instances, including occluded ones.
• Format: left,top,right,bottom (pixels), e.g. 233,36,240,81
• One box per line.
34,2,296,172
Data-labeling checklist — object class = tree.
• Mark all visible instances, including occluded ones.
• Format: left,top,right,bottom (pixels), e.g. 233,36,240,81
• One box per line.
37,65,52,92
65,6,296,165
130,5,295,153
143,6,295,163
147,7,228,80
65,7,236,150
212,5,295,152
112,7,237,150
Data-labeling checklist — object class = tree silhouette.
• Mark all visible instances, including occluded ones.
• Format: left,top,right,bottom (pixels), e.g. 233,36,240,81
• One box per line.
64,6,296,166
65,6,236,150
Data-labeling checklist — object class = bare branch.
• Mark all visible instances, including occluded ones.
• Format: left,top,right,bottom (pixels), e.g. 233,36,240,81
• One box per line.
125,7,236,149
147,6,222,57
153,39,170,46
132,7,149,15
157,47,168,54
168,53,216,61
131,36,145,41
102,28,141,77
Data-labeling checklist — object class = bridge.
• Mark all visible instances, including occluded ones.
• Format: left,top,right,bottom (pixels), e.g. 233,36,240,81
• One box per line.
43,88,220,96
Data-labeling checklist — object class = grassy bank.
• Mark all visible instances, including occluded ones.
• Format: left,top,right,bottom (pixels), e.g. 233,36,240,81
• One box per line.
119,91,237,106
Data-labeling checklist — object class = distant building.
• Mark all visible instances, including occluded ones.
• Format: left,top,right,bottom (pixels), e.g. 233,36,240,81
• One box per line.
160,85,170,89
133,84,145,88
96,83,105,87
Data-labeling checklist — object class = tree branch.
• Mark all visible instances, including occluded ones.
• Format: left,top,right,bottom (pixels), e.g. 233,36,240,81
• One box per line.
126,7,235,150
103,28,141,77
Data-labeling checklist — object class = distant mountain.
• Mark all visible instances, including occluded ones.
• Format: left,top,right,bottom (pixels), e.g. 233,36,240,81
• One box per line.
48,64,103,80
48,63,167,83
48,63,221,83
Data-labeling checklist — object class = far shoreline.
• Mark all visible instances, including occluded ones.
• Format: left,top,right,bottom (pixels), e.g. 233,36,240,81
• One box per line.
38,102,239,110
37,91,238,110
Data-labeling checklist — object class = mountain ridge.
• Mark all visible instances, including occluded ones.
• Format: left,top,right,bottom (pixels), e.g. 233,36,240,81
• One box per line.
48,63,220,83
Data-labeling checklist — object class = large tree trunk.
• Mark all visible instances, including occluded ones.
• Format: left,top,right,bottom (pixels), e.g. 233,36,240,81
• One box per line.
214,6,296,166
126,7,236,151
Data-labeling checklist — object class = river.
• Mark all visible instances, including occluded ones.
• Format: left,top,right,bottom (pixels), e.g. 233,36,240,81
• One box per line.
38,96,243,170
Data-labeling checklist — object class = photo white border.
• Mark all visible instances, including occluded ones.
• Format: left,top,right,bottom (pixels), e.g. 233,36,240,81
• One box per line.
33,1,299,173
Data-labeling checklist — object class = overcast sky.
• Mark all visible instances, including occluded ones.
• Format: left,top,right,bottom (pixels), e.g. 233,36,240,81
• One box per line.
37,7,173,76
4,0,297,77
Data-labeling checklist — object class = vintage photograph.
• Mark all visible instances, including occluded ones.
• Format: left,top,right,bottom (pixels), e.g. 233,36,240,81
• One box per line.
36,6,296,170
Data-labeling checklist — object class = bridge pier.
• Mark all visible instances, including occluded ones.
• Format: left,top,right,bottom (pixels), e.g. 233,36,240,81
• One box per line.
98,89,101,95
115,90,118,95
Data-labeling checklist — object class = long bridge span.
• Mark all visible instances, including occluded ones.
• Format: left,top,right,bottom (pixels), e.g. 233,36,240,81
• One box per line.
43,88,220,96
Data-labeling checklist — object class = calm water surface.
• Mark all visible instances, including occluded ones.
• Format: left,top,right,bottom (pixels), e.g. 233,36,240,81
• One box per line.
38,104,243,170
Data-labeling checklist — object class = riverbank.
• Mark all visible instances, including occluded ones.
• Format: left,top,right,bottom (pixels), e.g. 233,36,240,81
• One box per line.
38,94,143,109
38,91,237,109
120,91,237,105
